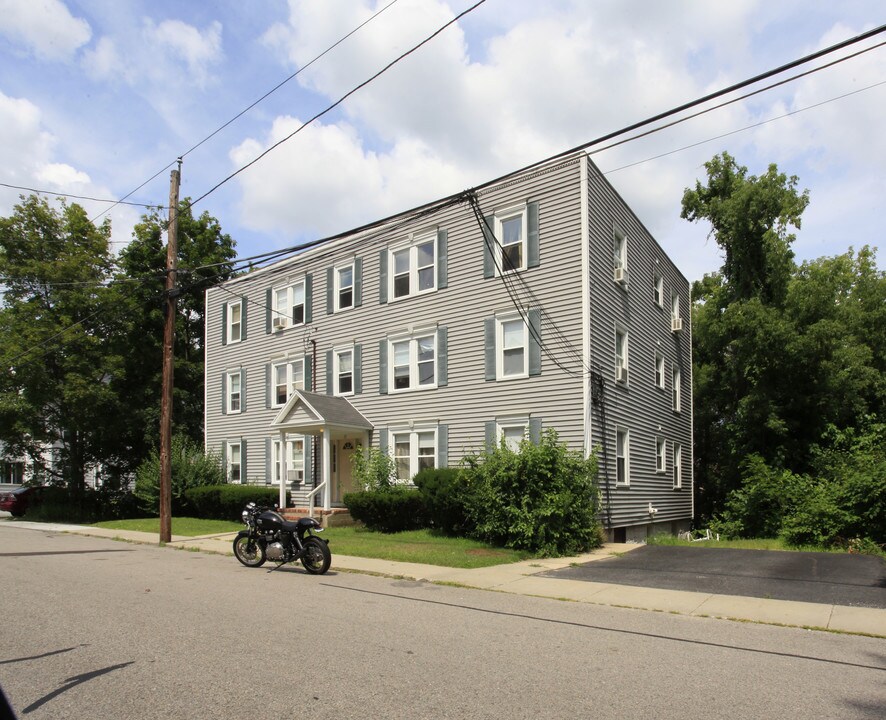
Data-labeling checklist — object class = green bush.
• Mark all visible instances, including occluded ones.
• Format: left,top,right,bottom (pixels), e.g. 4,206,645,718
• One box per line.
25,486,142,523
460,429,602,556
133,435,225,515
343,486,425,533
184,484,289,521
351,446,397,491
412,467,468,535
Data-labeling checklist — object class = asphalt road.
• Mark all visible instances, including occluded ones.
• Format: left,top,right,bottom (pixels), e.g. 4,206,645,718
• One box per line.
541,545,886,608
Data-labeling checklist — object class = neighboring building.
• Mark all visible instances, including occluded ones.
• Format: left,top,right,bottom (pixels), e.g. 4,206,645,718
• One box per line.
0,441,108,492
204,153,693,541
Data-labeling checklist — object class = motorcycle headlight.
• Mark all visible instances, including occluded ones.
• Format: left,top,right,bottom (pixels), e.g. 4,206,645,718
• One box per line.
241,510,249,522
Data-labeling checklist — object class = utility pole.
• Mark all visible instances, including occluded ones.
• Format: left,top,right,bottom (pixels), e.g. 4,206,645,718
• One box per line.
159,159,181,544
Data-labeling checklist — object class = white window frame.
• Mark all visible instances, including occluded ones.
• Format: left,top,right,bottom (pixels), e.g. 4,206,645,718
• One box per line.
656,436,666,474
654,271,664,307
390,427,437,482
389,231,437,301
673,364,682,413
615,328,628,384
494,205,528,274
272,436,305,485
497,313,529,380
613,227,627,273
673,442,682,489
389,332,437,393
272,280,306,330
226,299,243,344
616,428,630,486
497,417,529,452
334,348,354,397
335,262,354,312
227,370,242,414
271,358,305,408
671,291,680,324
227,442,242,483
655,352,665,389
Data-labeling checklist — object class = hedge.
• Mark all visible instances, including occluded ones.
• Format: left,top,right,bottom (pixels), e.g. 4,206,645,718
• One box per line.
342,486,425,533
184,485,290,521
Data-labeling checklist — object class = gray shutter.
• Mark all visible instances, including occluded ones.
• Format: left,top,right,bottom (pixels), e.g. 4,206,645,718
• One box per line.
378,427,388,454
437,424,448,468
240,369,247,413
437,326,448,387
354,257,363,307
527,201,540,268
379,249,388,304
221,441,227,476
304,354,313,393
378,340,388,395
528,308,542,376
484,421,497,451
326,267,334,315
325,350,333,395
265,363,271,409
483,214,494,278
241,440,248,484
265,437,272,484
265,288,272,333
354,344,362,395
240,297,247,341
221,303,227,346
304,437,313,485
437,229,448,289
529,417,542,445
305,274,313,324
484,317,496,381
221,373,227,415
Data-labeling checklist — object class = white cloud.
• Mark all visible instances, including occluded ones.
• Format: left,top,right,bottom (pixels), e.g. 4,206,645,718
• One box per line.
0,0,91,61
144,18,223,88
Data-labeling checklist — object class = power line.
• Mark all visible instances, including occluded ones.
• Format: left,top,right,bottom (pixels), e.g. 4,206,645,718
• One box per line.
0,183,165,210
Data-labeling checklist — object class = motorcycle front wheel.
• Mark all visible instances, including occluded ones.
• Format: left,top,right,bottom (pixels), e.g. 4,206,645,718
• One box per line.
301,536,331,575
233,536,266,568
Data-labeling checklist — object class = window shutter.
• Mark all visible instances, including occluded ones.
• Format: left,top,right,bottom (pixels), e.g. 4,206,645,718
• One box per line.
527,201,540,268
221,373,227,414
528,308,542,376
241,440,248,483
265,363,271,409
482,215,494,278
484,421,496,451
304,354,313,393
221,441,227,475
437,424,448,468
529,417,542,445
305,274,313,324
241,369,247,413
437,229,448,289
437,326,448,387
378,427,388,454
325,350,333,396
484,317,496,381
354,344,362,395
379,249,388,304
221,303,227,346
265,437,272,484
240,298,247,341
265,288,272,333
304,437,314,485
326,267,334,315
378,340,388,395
354,257,363,307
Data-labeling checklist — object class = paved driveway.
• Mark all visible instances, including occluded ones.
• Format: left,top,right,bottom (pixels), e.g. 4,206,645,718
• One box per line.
540,546,886,608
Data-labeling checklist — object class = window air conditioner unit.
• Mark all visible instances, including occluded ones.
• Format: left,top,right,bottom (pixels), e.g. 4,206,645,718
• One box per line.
613,266,626,284
618,367,628,383
671,317,683,333
272,317,286,331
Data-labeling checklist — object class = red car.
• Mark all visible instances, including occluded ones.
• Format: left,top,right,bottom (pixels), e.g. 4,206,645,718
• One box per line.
0,487,44,517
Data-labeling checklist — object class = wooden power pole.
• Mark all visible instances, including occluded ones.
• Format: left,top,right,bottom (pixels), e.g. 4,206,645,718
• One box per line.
159,160,181,544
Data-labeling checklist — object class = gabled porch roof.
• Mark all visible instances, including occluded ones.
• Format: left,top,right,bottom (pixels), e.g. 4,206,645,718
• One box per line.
270,390,373,436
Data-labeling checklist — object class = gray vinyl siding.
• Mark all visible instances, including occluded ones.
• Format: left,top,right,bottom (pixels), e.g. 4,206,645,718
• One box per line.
204,153,692,531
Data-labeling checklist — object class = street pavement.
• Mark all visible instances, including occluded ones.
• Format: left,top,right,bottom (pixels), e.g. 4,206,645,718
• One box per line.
3,518,884,637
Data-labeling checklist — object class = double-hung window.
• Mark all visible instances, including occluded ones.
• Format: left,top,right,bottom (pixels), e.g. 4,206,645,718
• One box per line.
391,233,436,300
672,364,681,413
654,271,664,307
498,418,529,451
272,359,305,407
391,428,437,482
613,227,627,283
615,329,628,384
616,428,630,485
497,208,526,273
227,442,242,483
655,352,665,389
272,281,306,330
484,311,541,382
226,300,243,344
391,334,436,391
656,436,666,473
336,264,354,311
273,437,305,485
482,202,539,278
671,291,682,332
500,317,528,379
673,443,682,489
227,371,242,414
335,349,353,396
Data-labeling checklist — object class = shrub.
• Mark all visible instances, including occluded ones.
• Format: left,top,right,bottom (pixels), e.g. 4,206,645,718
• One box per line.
412,467,469,535
343,486,425,533
460,429,602,556
351,446,397,491
24,485,142,523
184,484,289,521
133,435,225,515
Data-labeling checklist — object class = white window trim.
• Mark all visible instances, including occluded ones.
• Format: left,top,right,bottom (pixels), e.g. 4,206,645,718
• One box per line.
615,327,629,384
497,416,529,452
227,370,242,415
494,204,528,275
497,312,529,381
272,437,305,484
655,352,665,390
673,364,682,413
226,299,243,344
271,358,305,408
655,436,666,474
613,226,627,273
272,279,306,330
390,426,438,482
616,427,630,486
673,442,682,489
671,291,680,323
654,271,664,307
389,231,437,302
334,347,354,397
334,262,355,313
226,441,242,484
388,331,437,393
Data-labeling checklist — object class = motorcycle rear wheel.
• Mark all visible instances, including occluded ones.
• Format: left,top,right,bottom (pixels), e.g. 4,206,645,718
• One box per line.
301,536,331,575
233,536,266,568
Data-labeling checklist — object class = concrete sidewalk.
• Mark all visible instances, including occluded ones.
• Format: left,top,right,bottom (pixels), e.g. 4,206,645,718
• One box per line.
7,519,885,638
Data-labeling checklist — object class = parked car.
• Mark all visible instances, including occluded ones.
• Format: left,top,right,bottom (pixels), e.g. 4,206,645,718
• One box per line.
0,486,45,517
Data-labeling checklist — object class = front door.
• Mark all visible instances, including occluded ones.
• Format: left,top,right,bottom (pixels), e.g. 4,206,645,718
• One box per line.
334,439,359,503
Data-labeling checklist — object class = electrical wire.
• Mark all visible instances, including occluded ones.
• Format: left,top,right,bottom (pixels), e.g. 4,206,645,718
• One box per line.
0,183,165,210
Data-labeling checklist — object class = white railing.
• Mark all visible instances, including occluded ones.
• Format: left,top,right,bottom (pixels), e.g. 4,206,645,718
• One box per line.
306,481,327,518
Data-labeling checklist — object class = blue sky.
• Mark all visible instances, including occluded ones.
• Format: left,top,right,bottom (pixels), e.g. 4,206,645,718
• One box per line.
1,0,884,282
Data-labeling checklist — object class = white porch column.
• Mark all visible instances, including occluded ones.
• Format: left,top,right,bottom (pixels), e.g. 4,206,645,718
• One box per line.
322,427,331,511
278,430,286,509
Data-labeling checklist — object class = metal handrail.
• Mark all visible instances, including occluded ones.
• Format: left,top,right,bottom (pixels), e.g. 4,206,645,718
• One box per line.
306,481,327,518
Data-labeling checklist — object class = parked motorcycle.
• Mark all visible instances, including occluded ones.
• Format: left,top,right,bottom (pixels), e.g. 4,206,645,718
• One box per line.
233,502,331,574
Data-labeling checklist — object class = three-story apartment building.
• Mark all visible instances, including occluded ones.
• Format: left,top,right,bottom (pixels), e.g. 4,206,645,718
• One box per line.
205,152,692,541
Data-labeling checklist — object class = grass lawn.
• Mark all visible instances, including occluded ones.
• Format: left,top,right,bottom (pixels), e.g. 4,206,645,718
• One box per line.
647,534,849,553
93,517,242,536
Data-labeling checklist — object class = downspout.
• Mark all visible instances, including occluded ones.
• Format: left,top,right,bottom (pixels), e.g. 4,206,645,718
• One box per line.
311,336,318,507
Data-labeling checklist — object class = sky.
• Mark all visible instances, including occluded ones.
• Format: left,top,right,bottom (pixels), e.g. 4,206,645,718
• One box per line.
0,0,884,283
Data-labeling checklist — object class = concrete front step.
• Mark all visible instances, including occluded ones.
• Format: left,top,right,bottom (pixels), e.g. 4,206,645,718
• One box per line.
280,507,356,528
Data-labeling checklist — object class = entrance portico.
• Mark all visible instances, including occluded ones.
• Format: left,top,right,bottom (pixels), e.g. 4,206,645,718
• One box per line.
270,390,373,514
